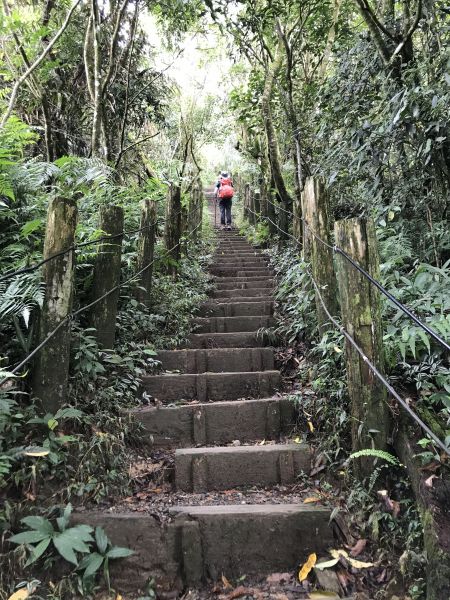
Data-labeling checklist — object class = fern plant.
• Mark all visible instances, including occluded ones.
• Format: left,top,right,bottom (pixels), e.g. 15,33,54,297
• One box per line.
349,448,400,466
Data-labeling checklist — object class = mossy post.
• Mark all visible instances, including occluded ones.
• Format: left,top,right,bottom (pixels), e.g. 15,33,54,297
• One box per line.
91,205,124,349
32,197,77,413
334,217,390,477
243,183,250,222
164,184,182,277
135,199,156,308
302,177,338,331
189,182,203,238
249,188,257,225
254,191,261,221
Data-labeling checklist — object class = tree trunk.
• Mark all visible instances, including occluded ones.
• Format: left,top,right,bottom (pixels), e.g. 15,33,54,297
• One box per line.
135,199,156,307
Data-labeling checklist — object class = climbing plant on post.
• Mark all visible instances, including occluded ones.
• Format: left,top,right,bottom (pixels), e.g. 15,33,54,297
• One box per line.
302,177,338,331
334,217,390,478
32,197,77,413
164,184,182,276
135,199,157,308
91,205,124,348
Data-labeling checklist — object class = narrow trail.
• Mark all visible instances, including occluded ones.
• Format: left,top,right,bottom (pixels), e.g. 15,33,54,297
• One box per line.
113,188,334,593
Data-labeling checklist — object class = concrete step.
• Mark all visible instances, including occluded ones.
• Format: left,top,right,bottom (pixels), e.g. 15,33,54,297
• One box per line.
213,261,268,269
175,443,310,492
199,300,273,317
210,268,273,277
212,287,274,298
134,396,294,447
141,370,280,402
214,250,265,256
186,331,269,348
154,347,275,373
215,279,273,290
75,505,333,591
211,295,274,304
193,315,275,333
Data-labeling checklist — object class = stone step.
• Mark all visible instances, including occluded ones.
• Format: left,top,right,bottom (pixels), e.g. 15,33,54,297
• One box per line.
210,268,273,277
214,255,268,262
212,287,274,298
193,315,275,333
75,505,332,591
141,370,280,402
155,347,275,373
186,331,268,348
176,443,310,492
213,261,268,270
214,250,265,256
134,396,294,447
198,300,273,317
211,295,274,304
215,279,273,290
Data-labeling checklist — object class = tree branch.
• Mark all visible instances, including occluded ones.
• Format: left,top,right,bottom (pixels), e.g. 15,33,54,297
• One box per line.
1,0,82,127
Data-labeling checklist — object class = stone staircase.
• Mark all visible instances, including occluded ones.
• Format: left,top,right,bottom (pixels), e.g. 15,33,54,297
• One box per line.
78,200,334,594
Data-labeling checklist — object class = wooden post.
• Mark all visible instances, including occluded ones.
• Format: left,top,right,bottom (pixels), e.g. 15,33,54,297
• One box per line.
164,184,182,276
266,181,277,236
91,205,124,348
334,217,390,478
32,197,77,413
249,188,256,225
243,183,250,221
136,199,156,308
302,177,337,331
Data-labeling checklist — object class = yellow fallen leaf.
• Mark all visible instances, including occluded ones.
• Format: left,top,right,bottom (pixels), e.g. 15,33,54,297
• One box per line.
314,557,340,570
330,548,348,559
221,574,232,589
298,552,317,582
303,497,320,503
388,210,395,221
259,439,266,445
333,346,342,353
8,589,30,600
309,592,340,599
294,437,303,444
307,420,314,433
116,596,123,600
348,557,374,569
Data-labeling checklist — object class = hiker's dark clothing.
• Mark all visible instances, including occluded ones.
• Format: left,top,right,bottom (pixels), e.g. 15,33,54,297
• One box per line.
219,198,232,225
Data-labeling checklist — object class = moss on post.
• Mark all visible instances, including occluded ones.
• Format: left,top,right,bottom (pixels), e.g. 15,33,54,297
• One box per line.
136,199,156,308
32,197,77,413
302,177,338,331
164,184,182,276
334,217,390,477
91,205,124,349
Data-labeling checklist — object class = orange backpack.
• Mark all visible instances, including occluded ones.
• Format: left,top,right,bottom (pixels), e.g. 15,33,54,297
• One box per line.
218,177,234,199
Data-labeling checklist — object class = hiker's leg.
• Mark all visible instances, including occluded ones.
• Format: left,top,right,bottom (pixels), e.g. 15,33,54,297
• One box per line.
219,200,226,225
225,200,232,225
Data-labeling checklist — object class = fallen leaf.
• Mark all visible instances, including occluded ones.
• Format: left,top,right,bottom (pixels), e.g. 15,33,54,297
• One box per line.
23,449,50,457
329,548,374,569
307,420,314,433
303,497,320,504
8,589,31,600
298,553,317,581
314,558,340,570
225,587,262,600
308,593,340,599
377,490,401,518
222,574,233,590
349,538,367,557
259,439,266,445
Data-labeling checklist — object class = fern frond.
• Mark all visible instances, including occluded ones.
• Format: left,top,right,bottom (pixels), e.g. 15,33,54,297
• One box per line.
349,449,400,466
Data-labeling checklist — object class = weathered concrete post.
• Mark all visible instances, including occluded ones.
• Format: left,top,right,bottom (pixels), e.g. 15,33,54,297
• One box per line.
302,177,338,330
243,183,250,222
254,191,261,219
91,205,124,348
164,184,182,276
249,188,257,226
189,182,203,238
136,199,156,308
334,217,390,478
293,194,303,246
32,197,77,413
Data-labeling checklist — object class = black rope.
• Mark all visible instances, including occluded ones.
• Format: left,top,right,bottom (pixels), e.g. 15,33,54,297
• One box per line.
0,203,203,284
2,220,203,384
246,204,450,456
309,271,450,458
255,200,450,352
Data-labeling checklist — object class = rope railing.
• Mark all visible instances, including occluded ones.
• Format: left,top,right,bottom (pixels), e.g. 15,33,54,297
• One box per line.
245,204,450,457
0,204,202,284
259,196,450,353
1,212,203,387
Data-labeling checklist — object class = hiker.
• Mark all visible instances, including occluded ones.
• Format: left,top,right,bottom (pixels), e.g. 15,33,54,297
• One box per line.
215,171,234,230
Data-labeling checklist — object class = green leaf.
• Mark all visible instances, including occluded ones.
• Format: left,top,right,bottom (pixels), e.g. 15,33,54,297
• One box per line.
53,532,79,565
79,552,104,578
25,537,51,566
95,527,108,554
106,546,134,559
21,516,54,535
10,530,49,544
